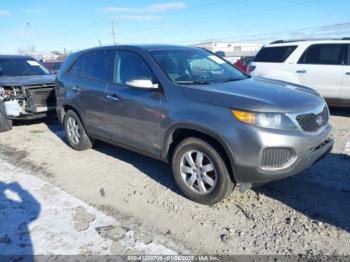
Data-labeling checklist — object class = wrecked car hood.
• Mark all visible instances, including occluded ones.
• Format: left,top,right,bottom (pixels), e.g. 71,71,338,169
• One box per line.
0,75,55,87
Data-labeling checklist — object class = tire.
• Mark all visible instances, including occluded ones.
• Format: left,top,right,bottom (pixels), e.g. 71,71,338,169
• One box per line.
63,110,93,151
171,137,234,205
0,101,12,133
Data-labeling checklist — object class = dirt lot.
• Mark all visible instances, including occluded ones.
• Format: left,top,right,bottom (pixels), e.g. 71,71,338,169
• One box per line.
0,108,349,255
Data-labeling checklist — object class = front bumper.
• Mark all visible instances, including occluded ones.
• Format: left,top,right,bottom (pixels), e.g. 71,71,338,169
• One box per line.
2,84,56,121
6,109,56,120
226,123,333,184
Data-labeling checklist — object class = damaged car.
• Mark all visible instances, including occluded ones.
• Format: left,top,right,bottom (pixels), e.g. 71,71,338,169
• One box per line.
0,55,56,132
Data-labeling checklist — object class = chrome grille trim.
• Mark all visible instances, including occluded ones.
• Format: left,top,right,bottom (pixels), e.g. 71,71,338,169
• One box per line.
22,83,55,89
287,103,329,133
296,106,329,132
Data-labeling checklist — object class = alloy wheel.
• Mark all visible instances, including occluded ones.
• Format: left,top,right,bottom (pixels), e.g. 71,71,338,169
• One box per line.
67,116,80,145
180,150,217,195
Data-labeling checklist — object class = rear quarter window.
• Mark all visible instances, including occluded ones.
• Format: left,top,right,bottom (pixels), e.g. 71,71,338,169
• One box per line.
254,46,297,63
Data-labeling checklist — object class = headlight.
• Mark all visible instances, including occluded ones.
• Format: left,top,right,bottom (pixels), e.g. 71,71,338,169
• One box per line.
232,110,299,131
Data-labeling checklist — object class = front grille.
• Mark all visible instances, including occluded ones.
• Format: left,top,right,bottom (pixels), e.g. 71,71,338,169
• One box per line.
25,83,56,111
261,147,294,168
23,83,55,89
296,106,329,132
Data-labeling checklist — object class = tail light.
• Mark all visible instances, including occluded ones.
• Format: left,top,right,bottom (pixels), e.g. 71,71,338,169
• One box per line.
247,65,256,74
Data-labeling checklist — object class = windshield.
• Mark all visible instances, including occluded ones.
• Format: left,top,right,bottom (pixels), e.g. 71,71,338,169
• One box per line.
150,48,248,84
0,58,50,77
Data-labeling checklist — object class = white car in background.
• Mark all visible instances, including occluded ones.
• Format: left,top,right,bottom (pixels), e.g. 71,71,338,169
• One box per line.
249,38,350,107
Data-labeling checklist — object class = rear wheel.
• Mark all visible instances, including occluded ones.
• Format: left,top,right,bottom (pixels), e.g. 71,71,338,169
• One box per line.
0,101,12,133
171,137,234,205
63,110,93,151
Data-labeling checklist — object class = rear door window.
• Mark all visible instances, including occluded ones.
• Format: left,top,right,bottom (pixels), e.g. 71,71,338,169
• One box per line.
347,45,350,65
298,44,343,65
80,50,115,82
254,46,297,63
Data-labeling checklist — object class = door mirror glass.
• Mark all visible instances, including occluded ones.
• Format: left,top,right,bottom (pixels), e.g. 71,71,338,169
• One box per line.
126,79,158,89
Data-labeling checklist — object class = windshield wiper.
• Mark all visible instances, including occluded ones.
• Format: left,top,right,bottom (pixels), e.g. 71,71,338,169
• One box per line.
175,80,212,85
222,77,244,82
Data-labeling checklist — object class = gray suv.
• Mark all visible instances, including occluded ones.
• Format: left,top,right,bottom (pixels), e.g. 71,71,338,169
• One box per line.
55,45,333,204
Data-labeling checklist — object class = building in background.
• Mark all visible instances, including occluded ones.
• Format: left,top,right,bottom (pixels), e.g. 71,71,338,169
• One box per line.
17,45,68,62
30,52,61,62
192,42,262,63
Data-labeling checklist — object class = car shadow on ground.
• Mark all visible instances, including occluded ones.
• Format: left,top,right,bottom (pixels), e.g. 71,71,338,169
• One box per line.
44,118,180,195
329,107,350,117
94,141,180,193
0,182,40,260
255,153,350,233
44,118,350,232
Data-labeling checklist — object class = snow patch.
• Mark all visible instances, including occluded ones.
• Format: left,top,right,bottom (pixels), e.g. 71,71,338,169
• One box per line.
0,156,176,255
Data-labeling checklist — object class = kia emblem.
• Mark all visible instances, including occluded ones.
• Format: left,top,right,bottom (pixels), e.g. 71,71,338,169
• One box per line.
316,115,324,126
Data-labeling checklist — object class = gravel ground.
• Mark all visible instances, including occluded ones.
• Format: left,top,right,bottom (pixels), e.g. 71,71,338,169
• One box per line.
0,107,349,255
0,150,184,256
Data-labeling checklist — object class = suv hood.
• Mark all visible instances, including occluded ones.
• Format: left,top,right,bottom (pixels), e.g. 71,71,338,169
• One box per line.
181,77,325,113
0,75,55,87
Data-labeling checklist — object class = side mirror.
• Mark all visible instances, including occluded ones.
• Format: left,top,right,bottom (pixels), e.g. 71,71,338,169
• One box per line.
126,79,158,90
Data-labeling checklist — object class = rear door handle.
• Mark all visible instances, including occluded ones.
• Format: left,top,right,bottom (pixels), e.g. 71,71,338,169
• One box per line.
296,70,307,74
106,94,120,102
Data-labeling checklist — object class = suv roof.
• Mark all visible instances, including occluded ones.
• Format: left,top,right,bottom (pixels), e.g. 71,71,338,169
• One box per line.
75,44,198,54
268,38,350,46
270,37,350,44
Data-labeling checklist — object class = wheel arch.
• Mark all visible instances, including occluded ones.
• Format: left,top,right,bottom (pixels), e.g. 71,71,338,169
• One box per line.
60,103,88,129
162,123,237,183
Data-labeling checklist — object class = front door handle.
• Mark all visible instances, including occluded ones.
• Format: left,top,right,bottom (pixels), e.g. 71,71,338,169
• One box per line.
72,86,80,92
296,70,307,74
346,72,350,76
106,94,120,102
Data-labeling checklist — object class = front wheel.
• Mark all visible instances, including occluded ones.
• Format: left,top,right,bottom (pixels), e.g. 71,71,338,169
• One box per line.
171,137,234,205
0,101,12,133
63,110,93,151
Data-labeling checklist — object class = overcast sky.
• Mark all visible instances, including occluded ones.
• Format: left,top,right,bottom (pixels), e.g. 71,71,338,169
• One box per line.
1,0,350,54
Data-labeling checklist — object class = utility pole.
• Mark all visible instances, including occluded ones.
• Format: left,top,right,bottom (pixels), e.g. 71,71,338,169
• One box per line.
26,22,36,57
110,19,116,45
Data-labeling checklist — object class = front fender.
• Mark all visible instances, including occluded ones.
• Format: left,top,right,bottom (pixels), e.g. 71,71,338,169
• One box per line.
161,122,238,179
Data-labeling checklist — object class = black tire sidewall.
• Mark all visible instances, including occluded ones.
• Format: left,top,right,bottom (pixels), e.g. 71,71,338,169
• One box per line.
172,138,233,205
0,101,12,132
63,110,92,151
